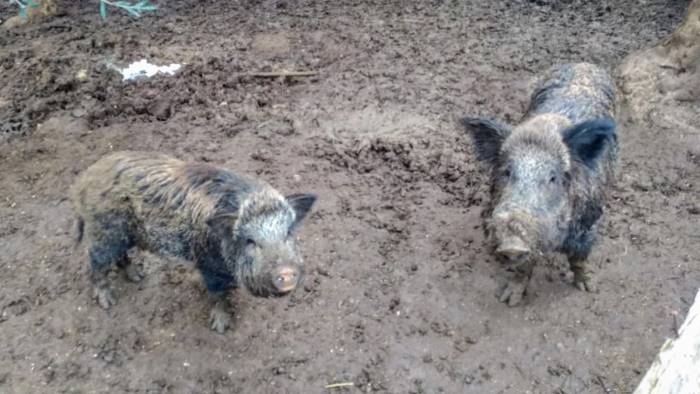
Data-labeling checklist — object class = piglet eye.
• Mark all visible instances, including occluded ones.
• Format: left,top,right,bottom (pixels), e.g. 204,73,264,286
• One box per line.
246,239,256,247
549,176,557,183
503,168,511,178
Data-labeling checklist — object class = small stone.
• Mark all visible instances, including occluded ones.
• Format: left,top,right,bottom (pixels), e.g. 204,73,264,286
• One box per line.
632,176,653,191
71,108,88,118
2,16,26,30
76,69,88,82
148,99,172,121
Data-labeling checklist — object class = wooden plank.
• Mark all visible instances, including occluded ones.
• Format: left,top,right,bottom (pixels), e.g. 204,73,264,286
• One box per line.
634,289,700,394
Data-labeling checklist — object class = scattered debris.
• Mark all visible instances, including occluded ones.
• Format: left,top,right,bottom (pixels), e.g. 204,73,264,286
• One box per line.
112,59,182,81
75,69,89,82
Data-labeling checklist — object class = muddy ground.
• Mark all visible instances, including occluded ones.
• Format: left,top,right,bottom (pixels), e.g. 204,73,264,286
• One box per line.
1,0,698,393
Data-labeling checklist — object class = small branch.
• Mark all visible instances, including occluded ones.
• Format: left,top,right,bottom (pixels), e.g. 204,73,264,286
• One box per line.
596,375,611,393
671,311,680,338
241,71,319,78
325,382,354,389
512,362,527,380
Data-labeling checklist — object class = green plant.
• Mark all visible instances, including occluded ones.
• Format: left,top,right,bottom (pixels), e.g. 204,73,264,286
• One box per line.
98,0,156,20
8,0,38,19
7,0,157,20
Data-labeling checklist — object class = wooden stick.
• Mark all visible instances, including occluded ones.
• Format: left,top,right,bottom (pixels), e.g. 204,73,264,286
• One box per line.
242,71,318,78
596,375,611,393
325,382,354,389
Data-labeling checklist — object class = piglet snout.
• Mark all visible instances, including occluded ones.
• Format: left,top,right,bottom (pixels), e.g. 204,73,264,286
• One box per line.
273,266,301,293
496,236,530,263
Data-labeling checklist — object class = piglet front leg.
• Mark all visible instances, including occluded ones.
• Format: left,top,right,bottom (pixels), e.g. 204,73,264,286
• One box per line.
209,293,233,334
569,258,597,293
498,260,534,307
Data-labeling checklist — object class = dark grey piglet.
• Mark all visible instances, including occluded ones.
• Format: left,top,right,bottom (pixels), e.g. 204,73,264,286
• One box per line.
71,151,316,333
462,63,618,305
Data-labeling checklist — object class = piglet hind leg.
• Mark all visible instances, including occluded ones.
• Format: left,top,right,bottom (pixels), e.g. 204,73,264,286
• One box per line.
85,215,135,309
498,260,535,307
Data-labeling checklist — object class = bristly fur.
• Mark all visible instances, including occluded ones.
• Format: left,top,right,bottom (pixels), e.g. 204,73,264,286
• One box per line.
526,62,616,125
463,63,618,285
71,151,313,302
502,114,573,171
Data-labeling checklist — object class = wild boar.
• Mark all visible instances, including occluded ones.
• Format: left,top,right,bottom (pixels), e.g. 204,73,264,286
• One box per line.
71,151,316,332
462,63,618,305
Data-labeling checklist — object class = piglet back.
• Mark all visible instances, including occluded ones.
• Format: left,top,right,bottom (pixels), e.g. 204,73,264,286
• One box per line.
525,63,616,126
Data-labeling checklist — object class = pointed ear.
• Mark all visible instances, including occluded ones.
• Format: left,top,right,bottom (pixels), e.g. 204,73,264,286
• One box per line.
461,117,511,164
286,193,317,229
563,118,617,169
206,212,238,238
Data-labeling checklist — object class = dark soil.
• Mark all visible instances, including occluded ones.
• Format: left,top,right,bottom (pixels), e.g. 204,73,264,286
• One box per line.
1,1,698,393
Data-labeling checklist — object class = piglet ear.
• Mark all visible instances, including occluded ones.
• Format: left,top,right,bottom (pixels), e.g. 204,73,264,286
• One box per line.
206,212,237,238
563,118,617,169
461,117,511,164
287,193,317,229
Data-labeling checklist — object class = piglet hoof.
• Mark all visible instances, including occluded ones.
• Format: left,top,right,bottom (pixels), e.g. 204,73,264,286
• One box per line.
94,287,116,309
209,305,232,334
124,264,145,283
572,270,598,293
498,279,528,307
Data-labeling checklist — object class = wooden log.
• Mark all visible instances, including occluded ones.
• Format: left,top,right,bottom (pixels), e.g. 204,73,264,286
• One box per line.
634,289,700,394
624,3,700,389
617,0,700,137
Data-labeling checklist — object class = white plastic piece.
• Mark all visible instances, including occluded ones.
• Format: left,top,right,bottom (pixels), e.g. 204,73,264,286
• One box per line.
119,59,182,81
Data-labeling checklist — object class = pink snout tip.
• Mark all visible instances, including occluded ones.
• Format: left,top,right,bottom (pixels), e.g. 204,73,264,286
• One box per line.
496,237,531,263
273,266,300,293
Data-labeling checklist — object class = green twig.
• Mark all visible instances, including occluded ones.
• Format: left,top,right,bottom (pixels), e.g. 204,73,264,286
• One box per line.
99,0,157,20
8,0,38,20
7,0,157,20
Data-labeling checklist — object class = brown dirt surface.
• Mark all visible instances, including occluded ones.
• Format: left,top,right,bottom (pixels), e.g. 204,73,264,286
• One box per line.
1,1,698,393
